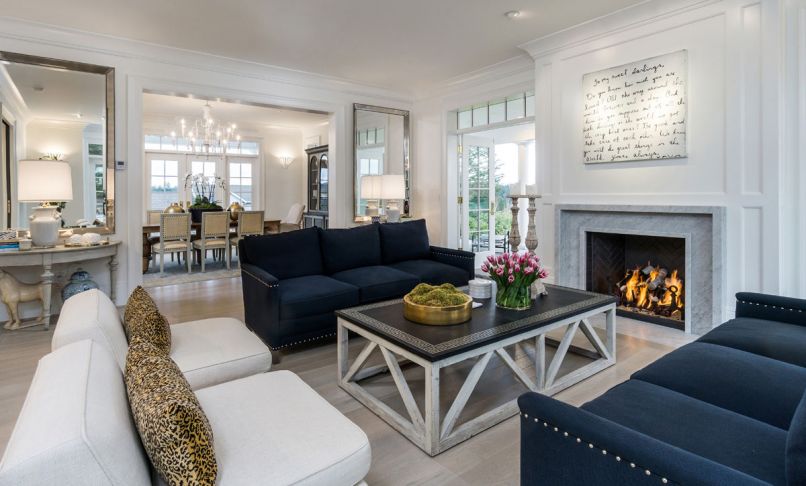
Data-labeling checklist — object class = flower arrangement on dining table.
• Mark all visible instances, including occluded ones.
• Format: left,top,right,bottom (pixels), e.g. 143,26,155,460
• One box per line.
481,252,548,310
184,173,226,210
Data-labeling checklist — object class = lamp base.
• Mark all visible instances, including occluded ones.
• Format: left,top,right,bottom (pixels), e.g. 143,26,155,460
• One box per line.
29,206,61,247
386,201,401,223
366,201,379,217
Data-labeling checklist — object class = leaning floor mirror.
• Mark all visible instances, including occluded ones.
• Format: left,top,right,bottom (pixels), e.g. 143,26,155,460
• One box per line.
353,104,410,223
0,51,115,237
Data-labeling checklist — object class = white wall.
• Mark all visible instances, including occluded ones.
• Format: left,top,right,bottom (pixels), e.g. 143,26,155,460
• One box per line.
259,127,306,220
414,0,802,321
0,16,411,308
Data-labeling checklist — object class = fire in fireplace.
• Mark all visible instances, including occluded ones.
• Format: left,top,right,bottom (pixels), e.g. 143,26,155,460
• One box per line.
617,263,684,321
586,232,686,330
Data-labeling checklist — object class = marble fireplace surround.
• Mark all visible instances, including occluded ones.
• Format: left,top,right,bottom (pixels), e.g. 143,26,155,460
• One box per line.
555,204,726,334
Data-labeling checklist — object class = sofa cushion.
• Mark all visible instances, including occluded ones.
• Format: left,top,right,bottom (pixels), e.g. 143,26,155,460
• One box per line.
389,259,470,286
581,379,787,485
169,317,271,390
195,370,370,486
319,224,382,274
331,265,419,303
788,390,806,486
240,227,323,279
278,275,360,320
129,311,172,355
633,341,806,429
698,317,806,367
125,341,217,485
378,219,430,264
0,340,150,486
52,289,129,370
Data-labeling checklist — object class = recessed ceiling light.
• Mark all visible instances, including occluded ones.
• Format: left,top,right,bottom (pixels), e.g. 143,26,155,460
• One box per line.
75,112,82,119
505,10,521,19
33,85,45,92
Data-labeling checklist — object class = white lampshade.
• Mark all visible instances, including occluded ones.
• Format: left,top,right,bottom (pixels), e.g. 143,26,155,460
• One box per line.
379,174,405,200
18,160,73,202
360,175,383,200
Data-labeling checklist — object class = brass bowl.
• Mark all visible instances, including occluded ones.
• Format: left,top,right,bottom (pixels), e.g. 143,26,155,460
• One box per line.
403,294,473,326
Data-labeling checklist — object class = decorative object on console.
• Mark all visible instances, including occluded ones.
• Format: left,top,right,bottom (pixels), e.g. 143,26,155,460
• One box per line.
227,201,244,221
403,283,473,326
482,252,547,310
17,159,73,247
0,269,45,330
17,238,31,251
61,269,99,301
582,50,687,164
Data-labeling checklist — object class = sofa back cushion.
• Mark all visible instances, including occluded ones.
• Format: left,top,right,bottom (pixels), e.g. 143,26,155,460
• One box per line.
378,219,431,264
787,389,806,486
52,289,129,371
319,224,382,274
240,227,323,279
0,340,151,486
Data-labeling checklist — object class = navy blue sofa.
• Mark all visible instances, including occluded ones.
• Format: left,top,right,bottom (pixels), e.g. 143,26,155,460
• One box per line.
519,292,806,486
239,219,474,351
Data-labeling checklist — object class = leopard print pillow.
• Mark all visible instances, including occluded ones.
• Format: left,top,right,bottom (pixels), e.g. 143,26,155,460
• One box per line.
123,286,171,353
125,340,217,486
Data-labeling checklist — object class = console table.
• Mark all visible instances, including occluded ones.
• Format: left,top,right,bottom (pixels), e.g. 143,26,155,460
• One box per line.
0,241,121,330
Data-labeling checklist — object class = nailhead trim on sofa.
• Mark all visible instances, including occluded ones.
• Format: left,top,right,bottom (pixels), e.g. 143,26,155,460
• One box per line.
737,299,804,313
270,332,337,351
520,412,672,485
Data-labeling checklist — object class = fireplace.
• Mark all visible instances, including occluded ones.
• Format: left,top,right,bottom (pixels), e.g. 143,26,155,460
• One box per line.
586,233,685,330
555,204,727,335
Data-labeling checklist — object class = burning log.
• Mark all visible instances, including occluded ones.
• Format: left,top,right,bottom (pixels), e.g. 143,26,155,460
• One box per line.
614,263,685,321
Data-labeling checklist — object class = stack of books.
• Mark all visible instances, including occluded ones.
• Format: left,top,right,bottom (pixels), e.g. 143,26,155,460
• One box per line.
0,241,19,253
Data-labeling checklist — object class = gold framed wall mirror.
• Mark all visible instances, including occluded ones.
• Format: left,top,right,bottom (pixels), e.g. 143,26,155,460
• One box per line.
353,103,410,223
0,51,115,234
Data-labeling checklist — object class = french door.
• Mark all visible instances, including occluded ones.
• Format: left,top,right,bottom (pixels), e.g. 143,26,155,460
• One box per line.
460,136,495,262
146,153,258,213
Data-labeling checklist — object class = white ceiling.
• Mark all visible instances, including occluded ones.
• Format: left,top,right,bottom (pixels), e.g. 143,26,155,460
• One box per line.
142,93,330,132
3,0,644,93
1,62,106,123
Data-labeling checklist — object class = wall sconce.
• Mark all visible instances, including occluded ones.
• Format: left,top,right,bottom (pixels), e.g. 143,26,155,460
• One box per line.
279,156,294,169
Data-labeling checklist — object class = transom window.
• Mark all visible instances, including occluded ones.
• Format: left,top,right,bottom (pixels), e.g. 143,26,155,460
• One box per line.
456,91,535,130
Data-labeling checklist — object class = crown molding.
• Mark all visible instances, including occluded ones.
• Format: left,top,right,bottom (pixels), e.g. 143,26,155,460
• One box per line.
518,0,719,60
0,16,414,104
415,54,534,102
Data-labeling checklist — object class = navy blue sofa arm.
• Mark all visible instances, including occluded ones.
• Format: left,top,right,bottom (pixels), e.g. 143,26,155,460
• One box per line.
429,246,475,281
736,292,806,327
239,263,281,347
518,392,767,486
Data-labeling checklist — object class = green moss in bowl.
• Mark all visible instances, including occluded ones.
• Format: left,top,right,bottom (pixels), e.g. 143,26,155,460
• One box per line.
407,283,469,306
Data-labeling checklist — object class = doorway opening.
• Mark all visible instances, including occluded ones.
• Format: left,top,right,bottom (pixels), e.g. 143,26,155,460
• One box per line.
141,92,330,286
457,122,535,264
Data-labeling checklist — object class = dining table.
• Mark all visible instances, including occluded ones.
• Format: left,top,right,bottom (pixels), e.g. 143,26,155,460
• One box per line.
141,219,281,273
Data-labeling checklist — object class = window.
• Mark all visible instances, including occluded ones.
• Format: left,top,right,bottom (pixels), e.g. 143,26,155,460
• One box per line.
229,161,253,209
356,128,385,147
455,91,534,130
149,159,179,210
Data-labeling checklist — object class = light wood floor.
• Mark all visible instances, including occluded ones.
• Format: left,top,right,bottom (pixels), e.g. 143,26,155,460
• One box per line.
0,277,695,485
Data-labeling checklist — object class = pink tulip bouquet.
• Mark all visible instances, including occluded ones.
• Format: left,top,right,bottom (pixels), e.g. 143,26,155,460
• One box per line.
481,252,548,310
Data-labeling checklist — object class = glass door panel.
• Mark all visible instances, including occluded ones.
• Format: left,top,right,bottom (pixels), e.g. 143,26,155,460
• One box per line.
462,136,495,261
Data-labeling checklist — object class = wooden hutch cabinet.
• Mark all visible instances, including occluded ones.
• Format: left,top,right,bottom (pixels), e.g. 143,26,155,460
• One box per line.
304,145,329,229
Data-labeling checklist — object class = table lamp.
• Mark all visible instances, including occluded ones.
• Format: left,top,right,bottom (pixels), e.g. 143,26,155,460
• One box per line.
380,174,405,223
360,175,382,220
18,159,73,247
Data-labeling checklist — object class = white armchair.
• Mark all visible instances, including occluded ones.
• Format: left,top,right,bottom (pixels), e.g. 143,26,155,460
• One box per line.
279,203,305,232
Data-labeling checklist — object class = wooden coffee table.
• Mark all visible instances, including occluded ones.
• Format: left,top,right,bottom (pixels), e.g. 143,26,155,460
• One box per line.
336,284,617,456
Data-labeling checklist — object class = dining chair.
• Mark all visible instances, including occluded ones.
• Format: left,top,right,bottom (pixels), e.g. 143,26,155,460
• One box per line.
153,213,192,275
230,210,264,268
279,203,305,233
193,212,231,272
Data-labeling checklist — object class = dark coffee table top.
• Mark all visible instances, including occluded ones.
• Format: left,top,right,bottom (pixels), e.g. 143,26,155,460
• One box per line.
336,284,616,361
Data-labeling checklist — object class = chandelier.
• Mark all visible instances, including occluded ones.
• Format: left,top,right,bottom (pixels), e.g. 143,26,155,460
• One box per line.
174,101,241,154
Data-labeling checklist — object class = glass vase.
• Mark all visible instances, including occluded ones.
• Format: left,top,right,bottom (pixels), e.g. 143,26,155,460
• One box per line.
495,283,532,311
